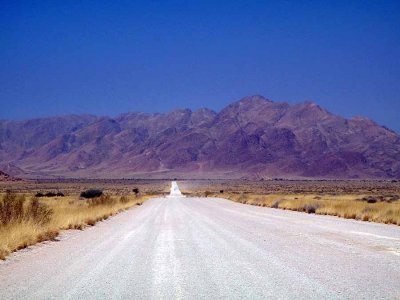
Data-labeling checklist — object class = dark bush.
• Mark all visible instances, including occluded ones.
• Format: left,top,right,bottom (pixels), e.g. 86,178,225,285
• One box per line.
220,190,224,194
35,192,64,197
304,204,318,214
360,196,378,203
132,188,139,195
45,192,57,197
80,189,103,199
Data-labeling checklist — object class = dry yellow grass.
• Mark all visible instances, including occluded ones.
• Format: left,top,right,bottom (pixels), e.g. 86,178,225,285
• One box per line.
0,193,153,260
215,193,400,226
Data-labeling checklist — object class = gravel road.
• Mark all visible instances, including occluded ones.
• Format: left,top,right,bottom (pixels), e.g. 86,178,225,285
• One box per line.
1,192,399,299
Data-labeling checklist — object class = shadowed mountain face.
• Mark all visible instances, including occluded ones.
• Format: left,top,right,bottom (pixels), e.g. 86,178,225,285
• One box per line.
1,96,399,179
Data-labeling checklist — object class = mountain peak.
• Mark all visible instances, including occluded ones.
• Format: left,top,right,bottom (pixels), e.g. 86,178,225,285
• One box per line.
221,95,273,114
237,95,272,105
292,101,332,117
193,107,217,117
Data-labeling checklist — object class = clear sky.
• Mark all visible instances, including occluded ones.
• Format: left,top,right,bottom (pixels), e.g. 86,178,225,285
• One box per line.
1,1,399,131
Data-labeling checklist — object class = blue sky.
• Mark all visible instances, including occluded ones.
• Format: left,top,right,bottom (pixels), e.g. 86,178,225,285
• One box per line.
1,1,399,131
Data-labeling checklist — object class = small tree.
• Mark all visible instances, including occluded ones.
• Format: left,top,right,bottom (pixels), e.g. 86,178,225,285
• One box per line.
132,188,139,196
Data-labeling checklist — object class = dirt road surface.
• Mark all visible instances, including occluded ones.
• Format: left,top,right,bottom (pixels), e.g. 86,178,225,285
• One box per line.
1,189,399,299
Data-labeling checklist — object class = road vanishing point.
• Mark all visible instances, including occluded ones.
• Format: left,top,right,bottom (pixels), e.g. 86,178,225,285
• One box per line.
0,182,399,299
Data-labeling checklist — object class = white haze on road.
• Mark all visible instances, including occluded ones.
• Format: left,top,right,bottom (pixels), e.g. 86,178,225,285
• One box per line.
167,181,185,198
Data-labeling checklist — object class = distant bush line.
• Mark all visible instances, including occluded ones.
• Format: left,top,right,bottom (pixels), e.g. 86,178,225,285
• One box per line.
35,192,65,197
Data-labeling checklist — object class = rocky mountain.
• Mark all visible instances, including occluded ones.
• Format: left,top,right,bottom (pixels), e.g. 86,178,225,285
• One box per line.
1,95,399,179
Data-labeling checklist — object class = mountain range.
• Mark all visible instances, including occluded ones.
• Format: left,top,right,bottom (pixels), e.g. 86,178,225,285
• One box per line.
1,95,399,179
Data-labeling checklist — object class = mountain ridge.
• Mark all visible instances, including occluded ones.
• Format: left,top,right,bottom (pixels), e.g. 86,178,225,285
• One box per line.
1,95,399,179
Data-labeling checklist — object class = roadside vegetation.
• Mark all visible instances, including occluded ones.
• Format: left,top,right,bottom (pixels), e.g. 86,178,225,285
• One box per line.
0,190,152,260
206,192,400,226
179,180,400,226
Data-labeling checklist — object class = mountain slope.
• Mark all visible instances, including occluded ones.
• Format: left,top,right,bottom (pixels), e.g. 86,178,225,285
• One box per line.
1,96,399,179
0,170,21,181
